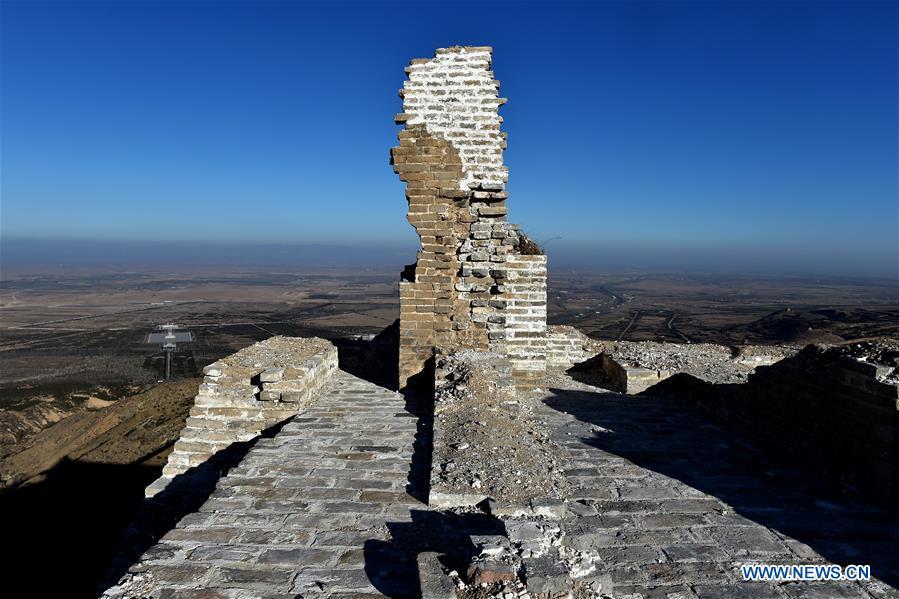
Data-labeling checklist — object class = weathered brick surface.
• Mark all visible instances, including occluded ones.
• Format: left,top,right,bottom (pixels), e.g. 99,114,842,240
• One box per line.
392,47,546,390
504,255,548,387
545,324,602,368
146,336,338,497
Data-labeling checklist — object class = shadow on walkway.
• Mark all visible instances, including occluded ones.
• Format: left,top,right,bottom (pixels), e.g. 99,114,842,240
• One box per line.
97,418,291,595
0,458,159,598
364,509,506,598
402,389,434,505
543,387,899,589
332,320,400,392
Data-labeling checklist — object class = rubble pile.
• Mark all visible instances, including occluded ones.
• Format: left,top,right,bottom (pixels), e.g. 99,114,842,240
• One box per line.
431,351,569,507
820,339,899,384
602,341,791,385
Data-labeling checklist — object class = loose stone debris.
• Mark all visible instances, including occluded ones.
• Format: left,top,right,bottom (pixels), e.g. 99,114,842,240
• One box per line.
430,350,569,507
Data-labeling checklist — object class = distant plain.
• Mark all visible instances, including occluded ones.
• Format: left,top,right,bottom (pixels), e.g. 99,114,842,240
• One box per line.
1,266,896,412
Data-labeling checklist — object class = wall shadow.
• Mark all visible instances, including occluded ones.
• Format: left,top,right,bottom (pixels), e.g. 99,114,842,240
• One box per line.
402,389,434,505
0,458,160,597
542,387,899,589
98,418,291,595
332,320,400,391
565,353,613,389
364,509,506,599
362,357,498,598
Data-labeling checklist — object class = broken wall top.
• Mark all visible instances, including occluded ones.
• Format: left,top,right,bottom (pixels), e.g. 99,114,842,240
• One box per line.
396,46,508,193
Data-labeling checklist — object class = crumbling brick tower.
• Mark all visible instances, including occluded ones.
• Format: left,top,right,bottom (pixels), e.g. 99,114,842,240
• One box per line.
391,46,547,390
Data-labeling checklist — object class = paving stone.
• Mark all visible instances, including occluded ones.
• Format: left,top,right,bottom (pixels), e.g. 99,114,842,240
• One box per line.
641,513,709,529
506,520,544,543
238,529,313,545
662,543,730,563
607,564,649,585
523,551,571,595
707,527,789,557
163,527,242,544
214,565,293,587
611,584,700,599
157,589,232,599
418,552,457,598
780,582,873,598
256,547,337,566
142,544,180,562
337,549,366,567
150,565,214,585
292,568,382,594
595,545,665,567
313,530,386,547
693,583,785,598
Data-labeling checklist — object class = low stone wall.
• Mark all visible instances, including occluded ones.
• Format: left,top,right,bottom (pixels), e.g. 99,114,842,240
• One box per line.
600,354,670,394
544,325,601,369
145,336,338,497
684,343,899,506
572,340,790,394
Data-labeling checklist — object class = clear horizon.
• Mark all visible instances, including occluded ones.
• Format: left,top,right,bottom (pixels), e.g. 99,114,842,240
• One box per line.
1,1,897,278
1,237,895,280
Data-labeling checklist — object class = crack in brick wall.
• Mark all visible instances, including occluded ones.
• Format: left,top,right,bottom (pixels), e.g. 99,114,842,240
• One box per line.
392,46,547,390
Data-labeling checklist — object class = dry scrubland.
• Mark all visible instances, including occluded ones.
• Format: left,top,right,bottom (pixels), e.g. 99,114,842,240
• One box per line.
1,267,896,418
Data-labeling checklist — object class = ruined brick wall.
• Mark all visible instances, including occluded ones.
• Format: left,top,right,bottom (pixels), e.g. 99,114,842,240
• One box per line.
392,46,546,390
145,336,338,497
684,345,899,506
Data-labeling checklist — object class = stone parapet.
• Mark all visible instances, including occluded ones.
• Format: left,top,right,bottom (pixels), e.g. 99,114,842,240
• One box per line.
684,341,899,506
145,336,338,497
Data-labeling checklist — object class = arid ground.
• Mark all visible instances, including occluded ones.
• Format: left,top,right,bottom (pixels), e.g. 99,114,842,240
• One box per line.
2,266,896,416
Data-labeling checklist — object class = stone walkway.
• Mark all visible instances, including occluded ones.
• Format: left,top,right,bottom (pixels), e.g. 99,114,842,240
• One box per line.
105,371,899,599
105,370,430,598
537,383,899,599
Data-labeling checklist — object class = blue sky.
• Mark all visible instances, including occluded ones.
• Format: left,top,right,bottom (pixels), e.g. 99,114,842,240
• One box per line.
1,1,896,276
